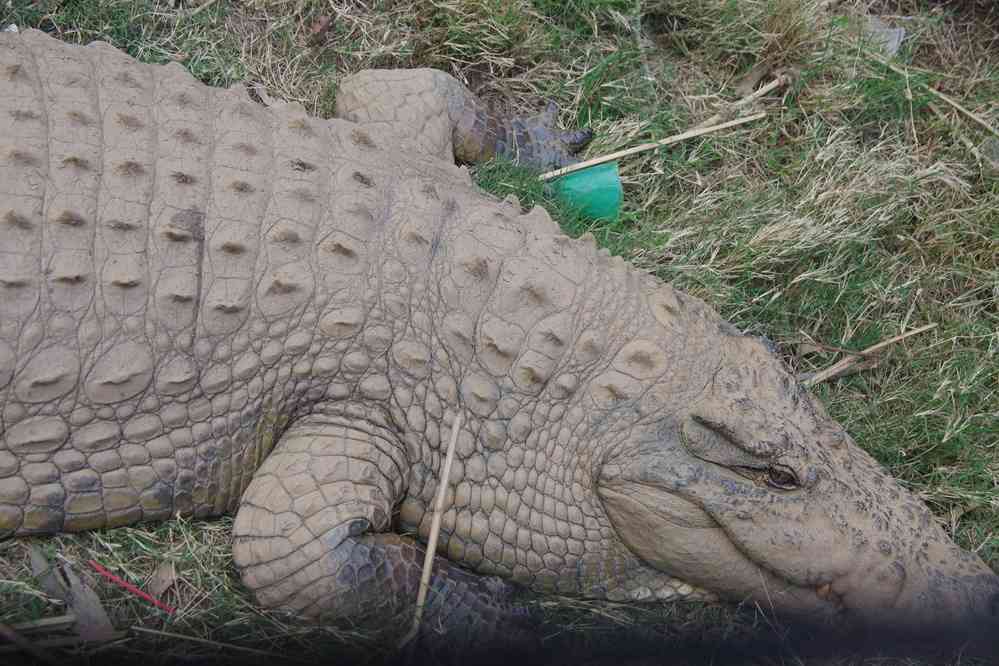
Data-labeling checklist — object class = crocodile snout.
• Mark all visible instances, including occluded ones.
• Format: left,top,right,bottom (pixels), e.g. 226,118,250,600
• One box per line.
872,569,999,651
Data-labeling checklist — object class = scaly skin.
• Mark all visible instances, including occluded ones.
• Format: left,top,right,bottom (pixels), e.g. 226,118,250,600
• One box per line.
0,29,996,652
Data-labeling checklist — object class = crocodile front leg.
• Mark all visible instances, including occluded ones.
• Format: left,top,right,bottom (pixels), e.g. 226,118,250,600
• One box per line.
232,416,534,651
334,68,592,169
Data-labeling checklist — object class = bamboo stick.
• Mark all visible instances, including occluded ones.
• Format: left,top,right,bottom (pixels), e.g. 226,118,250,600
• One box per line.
400,412,464,647
802,323,938,387
187,0,221,18
412,413,462,624
867,51,999,141
8,614,77,634
130,627,291,660
696,75,789,129
932,89,999,141
539,112,767,181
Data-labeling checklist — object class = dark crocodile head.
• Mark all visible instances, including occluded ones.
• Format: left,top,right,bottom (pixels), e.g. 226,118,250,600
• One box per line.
597,316,999,647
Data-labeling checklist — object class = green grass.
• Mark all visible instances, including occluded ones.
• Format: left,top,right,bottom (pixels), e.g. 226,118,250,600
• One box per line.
1,0,997,664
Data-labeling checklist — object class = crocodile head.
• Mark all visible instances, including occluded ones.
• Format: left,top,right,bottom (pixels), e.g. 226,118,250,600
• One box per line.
597,296,999,645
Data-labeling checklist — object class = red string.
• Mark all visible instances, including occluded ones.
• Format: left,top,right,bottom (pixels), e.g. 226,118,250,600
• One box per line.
88,559,176,615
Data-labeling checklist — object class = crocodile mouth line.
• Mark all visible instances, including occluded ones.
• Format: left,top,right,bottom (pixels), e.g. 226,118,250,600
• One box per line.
711,514,850,618
666,459,852,617
635,482,850,617
603,472,849,617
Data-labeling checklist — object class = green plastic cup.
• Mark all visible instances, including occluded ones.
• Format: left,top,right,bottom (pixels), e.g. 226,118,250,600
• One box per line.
550,161,622,221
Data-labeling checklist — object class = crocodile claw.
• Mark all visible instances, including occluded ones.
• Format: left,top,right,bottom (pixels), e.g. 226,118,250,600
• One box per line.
562,127,595,153
501,101,594,170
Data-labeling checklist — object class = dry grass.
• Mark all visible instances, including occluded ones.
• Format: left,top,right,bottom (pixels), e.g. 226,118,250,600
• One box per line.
0,519,383,664
1,0,997,664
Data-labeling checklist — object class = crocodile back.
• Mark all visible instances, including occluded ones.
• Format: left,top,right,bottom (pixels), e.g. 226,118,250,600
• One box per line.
0,29,414,534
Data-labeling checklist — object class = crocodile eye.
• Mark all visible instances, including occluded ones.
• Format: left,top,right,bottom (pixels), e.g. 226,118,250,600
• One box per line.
766,465,799,490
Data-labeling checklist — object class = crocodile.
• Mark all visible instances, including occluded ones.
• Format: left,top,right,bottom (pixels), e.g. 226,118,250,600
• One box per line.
1,28,997,654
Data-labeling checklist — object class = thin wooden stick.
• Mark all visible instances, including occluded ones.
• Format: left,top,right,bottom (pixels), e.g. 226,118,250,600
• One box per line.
9,614,77,634
802,323,938,387
731,75,789,107
868,52,999,140
932,89,999,141
130,627,290,660
400,412,464,646
696,75,789,129
0,622,62,666
0,631,129,654
187,0,221,18
928,102,985,164
540,112,767,181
